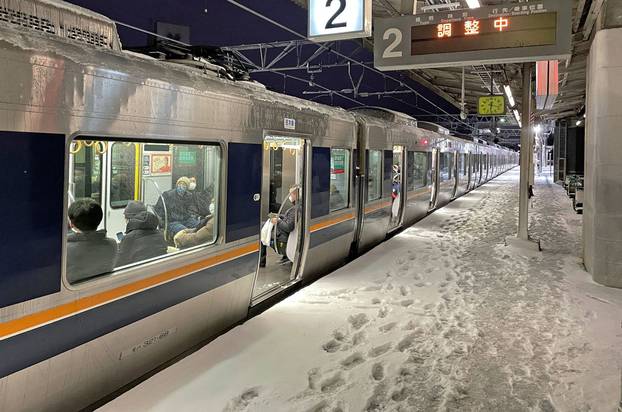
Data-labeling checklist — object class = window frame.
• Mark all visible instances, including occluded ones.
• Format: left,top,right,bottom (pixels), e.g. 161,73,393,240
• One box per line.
329,147,351,213
63,134,225,290
109,141,138,210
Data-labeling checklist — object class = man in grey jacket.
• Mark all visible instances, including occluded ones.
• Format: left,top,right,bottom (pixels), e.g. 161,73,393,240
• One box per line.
66,199,117,284
271,185,300,261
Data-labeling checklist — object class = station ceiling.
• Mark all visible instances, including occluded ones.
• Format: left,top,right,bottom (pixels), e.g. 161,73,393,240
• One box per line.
290,0,592,138
65,0,592,144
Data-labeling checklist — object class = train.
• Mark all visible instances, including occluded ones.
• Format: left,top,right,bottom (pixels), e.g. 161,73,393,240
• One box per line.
0,1,518,411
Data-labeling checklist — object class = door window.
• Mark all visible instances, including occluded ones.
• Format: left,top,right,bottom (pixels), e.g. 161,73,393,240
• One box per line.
440,152,453,182
330,148,349,212
367,150,382,201
407,151,428,190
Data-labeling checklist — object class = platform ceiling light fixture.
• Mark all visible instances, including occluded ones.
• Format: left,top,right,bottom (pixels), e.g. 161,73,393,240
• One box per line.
465,0,480,8
503,85,515,108
534,124,542,133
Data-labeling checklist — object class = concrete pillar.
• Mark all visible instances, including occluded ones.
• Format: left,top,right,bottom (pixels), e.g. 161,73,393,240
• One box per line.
584,26,622,288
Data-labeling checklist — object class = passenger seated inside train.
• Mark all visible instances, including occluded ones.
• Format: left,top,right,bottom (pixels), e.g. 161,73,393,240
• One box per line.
116,201,168,267
154,176,201,238
173,215,215,249
261,184,300,265
66,198,117,284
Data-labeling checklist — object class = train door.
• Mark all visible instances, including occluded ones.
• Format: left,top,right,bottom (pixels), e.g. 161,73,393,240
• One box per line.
430,148,439,209
389,145,405,231
252,135,307,303
467,152,473,189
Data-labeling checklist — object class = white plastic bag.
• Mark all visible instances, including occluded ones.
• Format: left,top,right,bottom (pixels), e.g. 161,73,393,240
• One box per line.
260,219,273,247
286,227,298,262
391,193,401,218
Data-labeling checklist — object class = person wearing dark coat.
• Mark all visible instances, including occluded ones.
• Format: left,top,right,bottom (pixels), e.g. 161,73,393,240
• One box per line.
117,201,168,267
154,176,200,237
66,198,117,284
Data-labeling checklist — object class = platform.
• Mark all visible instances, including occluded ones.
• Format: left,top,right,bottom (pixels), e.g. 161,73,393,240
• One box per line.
99,169,622,412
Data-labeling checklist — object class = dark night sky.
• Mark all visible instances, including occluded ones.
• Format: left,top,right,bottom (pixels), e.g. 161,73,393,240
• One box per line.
66,0,460,122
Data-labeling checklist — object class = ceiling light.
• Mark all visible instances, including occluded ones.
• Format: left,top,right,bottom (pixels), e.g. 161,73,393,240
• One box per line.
500,117,507,123
465,0,480,8
534,124,541,133
503,85,515,107
576,120,583,126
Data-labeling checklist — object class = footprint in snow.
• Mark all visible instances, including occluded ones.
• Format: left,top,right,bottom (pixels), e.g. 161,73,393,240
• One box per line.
223,387,260,412
341,352,365,370
323,339,342,353
371,362,385,381
368,342,392,358
348,313,370,330
378,322,397,333
319,372,346,393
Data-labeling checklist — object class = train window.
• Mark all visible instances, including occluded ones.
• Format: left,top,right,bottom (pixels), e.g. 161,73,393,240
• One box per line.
439,152,453,182
70,141,103,204
459,153,467,177
407,151,428,191
110,143,137,209
330,148,350,211
367,150,382,201
66,138,221,285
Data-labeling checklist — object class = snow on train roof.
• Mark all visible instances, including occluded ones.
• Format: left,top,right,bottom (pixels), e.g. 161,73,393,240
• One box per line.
34,0,117,23
0,21,355,122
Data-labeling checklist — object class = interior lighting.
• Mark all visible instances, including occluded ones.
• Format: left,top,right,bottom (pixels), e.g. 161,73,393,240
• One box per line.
534,124,541,133
576,120,583,126
503,85,515,107
465,0,480,8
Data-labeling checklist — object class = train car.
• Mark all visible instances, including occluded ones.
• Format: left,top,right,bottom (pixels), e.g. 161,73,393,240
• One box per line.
0,1,517,411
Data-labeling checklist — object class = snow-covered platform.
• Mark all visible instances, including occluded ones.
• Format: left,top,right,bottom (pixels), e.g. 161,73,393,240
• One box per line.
100,169,622,412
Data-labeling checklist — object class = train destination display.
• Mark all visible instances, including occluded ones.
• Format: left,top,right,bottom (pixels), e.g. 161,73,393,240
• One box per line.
374,0,571,70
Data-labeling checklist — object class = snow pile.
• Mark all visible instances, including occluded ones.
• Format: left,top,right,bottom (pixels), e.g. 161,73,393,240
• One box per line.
100,169,622,412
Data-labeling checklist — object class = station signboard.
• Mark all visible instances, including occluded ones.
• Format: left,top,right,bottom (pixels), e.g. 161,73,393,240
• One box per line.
309,0,372,41
374,0,572,70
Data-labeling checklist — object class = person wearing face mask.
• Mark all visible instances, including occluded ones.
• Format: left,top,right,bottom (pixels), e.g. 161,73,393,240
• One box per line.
154,176,200,239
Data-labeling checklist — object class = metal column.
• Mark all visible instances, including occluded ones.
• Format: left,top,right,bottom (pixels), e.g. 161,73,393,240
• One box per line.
518,63,533,241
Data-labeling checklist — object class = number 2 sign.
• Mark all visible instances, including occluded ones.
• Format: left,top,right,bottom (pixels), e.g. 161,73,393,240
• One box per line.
308,0,372,41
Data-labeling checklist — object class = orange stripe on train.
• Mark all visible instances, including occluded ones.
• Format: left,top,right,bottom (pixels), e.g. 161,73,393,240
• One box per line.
0,243,259,340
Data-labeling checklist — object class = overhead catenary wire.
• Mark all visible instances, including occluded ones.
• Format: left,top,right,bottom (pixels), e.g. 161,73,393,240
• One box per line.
225,0,474,132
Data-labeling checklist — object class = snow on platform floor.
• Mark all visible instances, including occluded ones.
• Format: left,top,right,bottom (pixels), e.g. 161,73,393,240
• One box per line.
100,169,622,412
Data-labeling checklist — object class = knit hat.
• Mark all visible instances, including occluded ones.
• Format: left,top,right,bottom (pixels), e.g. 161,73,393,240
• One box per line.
176,176,191,188
124,201,147,218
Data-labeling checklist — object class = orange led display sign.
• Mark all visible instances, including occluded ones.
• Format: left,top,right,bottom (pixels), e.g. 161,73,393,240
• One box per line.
410,13,556,56
374,0,573,71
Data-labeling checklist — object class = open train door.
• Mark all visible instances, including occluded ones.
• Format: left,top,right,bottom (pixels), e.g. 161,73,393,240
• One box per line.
252,134,308,305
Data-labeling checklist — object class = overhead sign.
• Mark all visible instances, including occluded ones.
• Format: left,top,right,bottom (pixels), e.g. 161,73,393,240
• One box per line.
478,95,506,116
374,0,572,70
536,60,559,109
308,0,372,41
